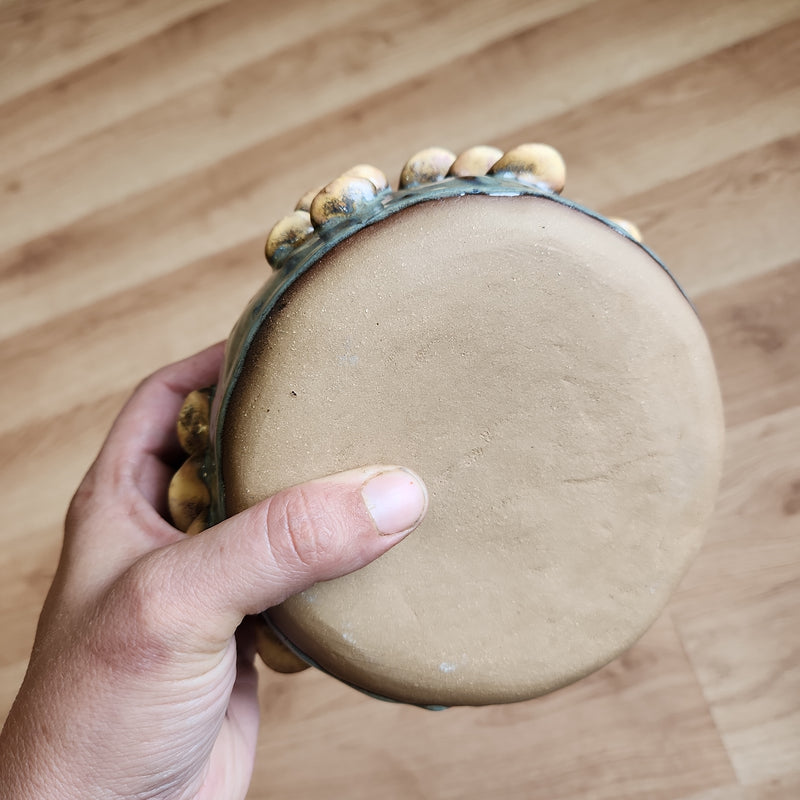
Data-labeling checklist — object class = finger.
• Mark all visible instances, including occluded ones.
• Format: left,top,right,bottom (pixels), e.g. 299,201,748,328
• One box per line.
136,457,175,519
95,342,225,497
229,618,260,743
63,343,226,577
199,637,259,800
150,466,428,648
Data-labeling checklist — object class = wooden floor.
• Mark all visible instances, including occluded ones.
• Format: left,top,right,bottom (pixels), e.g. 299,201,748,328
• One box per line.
1,1,799,797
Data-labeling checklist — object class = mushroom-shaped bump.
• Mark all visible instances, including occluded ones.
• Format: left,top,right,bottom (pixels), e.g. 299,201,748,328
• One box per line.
609,217,643,243
342,164,389,192
448,145,504,178
295,186,323,213
489,143,566,193
399,147,457,189
255,617,311,673
309,176,379,230
168,454,211,533
176,388,211,456
265,210,314,267
185,513,208,537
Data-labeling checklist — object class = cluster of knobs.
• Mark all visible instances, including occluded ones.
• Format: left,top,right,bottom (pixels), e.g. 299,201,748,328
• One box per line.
264,143,642,271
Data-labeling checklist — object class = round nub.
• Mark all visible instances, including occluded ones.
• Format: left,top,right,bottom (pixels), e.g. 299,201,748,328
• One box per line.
342,164,389,192
448,145,504,177
176,389,211,456
168,454,210,533
609,217,643,242
399,147,457,189
295,186,323,212
309,176,380,230
489,143,566,193
265,210,314,267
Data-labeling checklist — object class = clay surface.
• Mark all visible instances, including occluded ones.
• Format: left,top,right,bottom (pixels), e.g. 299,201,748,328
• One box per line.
222,194,724,706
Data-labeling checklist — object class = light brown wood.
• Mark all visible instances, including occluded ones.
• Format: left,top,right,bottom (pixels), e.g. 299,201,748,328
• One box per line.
1,1,798,797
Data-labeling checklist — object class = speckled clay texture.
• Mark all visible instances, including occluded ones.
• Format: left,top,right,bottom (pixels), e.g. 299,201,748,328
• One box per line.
221,194,724,706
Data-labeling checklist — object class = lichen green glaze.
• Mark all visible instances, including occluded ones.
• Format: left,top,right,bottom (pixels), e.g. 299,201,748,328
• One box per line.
203,175,687,529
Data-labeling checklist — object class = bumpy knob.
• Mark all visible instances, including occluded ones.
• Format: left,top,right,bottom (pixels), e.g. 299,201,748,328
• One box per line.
168,454,210,533
488,143,566,193
399,147,457,189
609,217,643,242
265,210,314,268
448,145,504,177
309,176,380,230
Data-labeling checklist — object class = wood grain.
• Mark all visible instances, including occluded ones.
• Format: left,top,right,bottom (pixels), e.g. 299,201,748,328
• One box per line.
1,1,798,798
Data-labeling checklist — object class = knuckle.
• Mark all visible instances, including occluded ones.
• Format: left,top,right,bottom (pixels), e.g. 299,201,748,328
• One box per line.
66,470,101,523
266,486,341,572
132,368,162,397
66,459,131,530
96,562,176,673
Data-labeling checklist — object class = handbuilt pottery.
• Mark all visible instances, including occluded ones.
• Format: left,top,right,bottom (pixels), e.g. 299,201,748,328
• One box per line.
168,144,724,707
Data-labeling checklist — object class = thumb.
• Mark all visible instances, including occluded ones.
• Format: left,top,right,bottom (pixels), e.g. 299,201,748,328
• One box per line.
155,466,428,647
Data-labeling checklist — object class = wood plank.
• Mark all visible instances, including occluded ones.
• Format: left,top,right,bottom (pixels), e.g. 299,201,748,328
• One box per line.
0,239,259,438
608,134,800,296
249,615,735,800
672,405,800,785
517,20,800,209
0,661,29,731
0,392,126,541
0,523,58,668
0,0,598,253
1,2,798,798
682,774,800,800
2,5,798,340
3,0,796,259
679,579,800,787
697,259,800,429
0,0,376,173
0,0,225,104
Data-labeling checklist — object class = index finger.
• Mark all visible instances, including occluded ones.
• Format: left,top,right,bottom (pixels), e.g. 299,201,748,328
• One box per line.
62,342,227,582
97,342,225,496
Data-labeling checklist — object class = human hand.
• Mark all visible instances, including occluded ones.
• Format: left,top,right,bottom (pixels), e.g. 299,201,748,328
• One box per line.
0,344,428,800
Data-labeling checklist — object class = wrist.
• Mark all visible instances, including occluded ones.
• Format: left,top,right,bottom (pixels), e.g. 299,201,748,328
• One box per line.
0,695,92,800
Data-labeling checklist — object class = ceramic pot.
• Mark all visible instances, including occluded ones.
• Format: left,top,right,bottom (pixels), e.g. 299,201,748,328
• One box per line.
169,144,724,708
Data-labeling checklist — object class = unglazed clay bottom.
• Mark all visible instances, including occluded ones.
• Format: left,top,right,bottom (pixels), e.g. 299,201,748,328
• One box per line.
220,194,724,707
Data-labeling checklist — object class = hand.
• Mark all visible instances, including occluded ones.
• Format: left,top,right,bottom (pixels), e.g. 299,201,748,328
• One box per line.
0,344,428,800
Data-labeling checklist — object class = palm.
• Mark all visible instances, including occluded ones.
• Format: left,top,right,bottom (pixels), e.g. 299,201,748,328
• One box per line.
195,646,260,800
